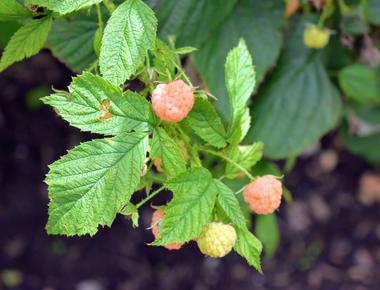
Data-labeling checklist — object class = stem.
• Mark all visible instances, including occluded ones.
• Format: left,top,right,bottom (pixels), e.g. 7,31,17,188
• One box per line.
136,186,165,209
103,0,116,14
200,148,254,180
96,3,103,27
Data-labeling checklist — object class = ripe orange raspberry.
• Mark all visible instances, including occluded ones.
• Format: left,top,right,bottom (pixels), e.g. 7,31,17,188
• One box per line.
153,158,164,173
151,80,194,122
243,175,283,215
151,209,182,250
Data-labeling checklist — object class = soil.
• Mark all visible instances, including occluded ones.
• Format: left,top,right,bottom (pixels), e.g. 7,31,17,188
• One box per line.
0,51,379,290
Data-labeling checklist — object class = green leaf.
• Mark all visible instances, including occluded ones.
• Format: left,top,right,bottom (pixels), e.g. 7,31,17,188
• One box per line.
338,63,380,105
186,96,227,148
365,0,380,25
46,17,98,72
234,227,263,272
225,142,263,179
0,21,21,48
45,132,149,236
225,38,255,138
151,127,186,176
26,0,103,14
214,179,246,229
120,203,139,228
0,0,31,21
192,0,283,119
42,72,156,135
247,17,342,159
340,128,380,163
255,214,280,259
153,168,217,244
0,16,52,72
151,0,237,47
99,0,157,85
152,39,178,82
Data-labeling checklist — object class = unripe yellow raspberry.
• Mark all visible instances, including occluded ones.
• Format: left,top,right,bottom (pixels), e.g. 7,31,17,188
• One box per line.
303,24,330,49
243,175,283,215
196,222,237,258
151,209,183,250
151,80,194,122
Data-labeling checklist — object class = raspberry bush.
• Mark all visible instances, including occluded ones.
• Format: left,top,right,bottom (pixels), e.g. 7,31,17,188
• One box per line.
1,0,379,273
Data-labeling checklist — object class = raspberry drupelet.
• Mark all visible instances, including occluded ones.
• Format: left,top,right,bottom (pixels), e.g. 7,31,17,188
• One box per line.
151,209,182,250
151,80,194,122
243,175,283,215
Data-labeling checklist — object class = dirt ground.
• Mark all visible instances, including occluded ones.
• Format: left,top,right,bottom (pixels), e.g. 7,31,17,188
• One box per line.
0,51,379,290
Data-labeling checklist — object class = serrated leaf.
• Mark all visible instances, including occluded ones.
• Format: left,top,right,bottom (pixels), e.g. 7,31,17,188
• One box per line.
99,0,157,85
186,96,227,148
42,72,156,135
153,167,217,244
192,0,283,119
255,214,280,259
247,16,342,159
151,0,237,48
46,17,98,72
225,142,263,179
225,38,255,138
0,16,52,72
151,127,186,176
45,132,149,236
214,179,246,228
0,0,31,21
153,39,178,82
26,0,102,14
120,203,139,228
338,63,380,105
234,227,263,272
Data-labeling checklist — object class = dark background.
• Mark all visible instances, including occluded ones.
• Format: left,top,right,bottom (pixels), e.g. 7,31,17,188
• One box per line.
0,51,379,290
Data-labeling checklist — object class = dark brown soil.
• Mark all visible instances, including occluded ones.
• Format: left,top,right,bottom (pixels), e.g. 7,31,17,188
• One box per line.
0,51,379,290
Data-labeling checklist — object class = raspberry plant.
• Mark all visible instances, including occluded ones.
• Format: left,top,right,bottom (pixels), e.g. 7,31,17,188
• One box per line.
0,0,288,272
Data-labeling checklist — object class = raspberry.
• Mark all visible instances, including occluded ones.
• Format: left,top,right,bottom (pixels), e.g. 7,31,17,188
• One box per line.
153,158,164,173
151,80,194,122
303,24,330,49
243,175,283,215
196,222,237,258
151,209,182,250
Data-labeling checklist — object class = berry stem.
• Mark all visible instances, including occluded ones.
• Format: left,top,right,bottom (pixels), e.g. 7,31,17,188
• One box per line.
199,148,254,180
136,186,165,209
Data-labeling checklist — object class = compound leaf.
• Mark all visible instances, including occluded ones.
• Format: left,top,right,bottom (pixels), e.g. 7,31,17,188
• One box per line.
153,167,217,244
43,72,156,135
214,179,246,229
0,16,52,72
100,0,157,85
186,96,227,148
151,127,186,176
225,142,263,179
46,17,98,72
45,132,149,236
0,0,31,21
234,227,263,272
26,0,102,15
225,38,255,138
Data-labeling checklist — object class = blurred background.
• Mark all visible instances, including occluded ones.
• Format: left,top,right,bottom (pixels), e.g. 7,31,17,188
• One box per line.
1,0,380,289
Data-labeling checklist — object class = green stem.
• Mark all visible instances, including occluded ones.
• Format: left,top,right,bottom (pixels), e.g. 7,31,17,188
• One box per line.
103,0,116,14
136,186,165,209
199,148,254,180
96,3,103,27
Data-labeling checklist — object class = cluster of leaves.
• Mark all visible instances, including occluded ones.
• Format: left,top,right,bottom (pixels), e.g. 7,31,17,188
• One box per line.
0,0,274,270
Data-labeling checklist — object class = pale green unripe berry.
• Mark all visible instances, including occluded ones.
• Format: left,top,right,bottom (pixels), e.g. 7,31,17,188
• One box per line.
196,222,237,258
